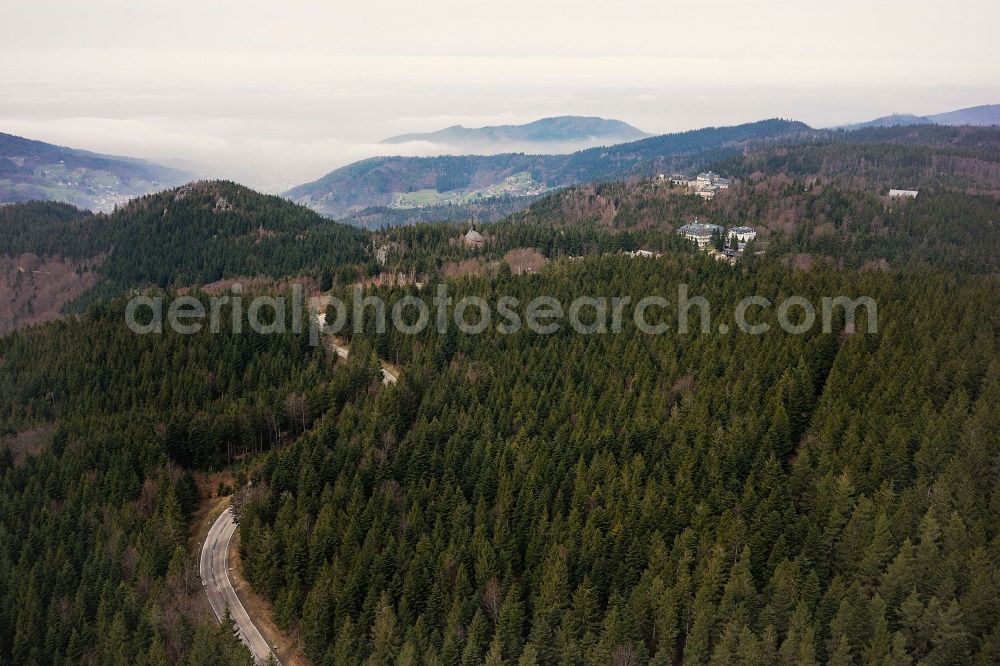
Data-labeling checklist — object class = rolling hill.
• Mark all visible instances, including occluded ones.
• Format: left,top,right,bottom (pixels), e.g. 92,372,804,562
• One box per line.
927,104,1000,126
0,132,192,212
842,103,1000,129
286,118,817,218
0,181,372,318
381,115,650,152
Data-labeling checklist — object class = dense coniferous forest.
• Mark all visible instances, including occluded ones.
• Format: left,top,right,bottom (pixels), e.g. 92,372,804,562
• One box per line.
232,256,1000,665
0,200,102,257
0,292,388,663
1,182,373,309
90,183,370,291
715,142,1000,196
833,124,1000,157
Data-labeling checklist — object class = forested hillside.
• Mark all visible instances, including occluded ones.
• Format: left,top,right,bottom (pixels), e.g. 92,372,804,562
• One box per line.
5,251,997,665
0,200,102,258
0,182,373,314
344,195,548,230
285,120,815,217
0,201,104,332
88,182,370,294
286,122,1000,226
503,142,1000,274
835,124,1000,155
716,141,1000,196
0,132,190,212
230,255,1000,665
0,292,337,663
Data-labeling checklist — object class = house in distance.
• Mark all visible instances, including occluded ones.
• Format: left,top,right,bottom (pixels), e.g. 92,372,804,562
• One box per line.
464,227,485,248
679,219,758,261
689,171,731,200
678,220,725,249
728,226,757,244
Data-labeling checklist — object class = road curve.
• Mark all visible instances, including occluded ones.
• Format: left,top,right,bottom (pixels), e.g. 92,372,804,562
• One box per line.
316,311,398,385
200,507,277,664
200,326,392,664
330,341,398,385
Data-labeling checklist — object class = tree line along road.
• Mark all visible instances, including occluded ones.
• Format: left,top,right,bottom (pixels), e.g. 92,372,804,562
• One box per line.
198,337,395,663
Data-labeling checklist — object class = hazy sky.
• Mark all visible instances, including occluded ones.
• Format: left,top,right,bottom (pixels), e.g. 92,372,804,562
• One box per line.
2,0,998,191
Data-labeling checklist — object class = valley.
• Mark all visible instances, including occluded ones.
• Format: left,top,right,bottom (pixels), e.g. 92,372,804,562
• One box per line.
389,172,549,210
0,132,191,212
284,119,817,218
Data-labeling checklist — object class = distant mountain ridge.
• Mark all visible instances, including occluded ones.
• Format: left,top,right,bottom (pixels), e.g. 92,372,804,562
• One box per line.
381,116,650,149
842,104,1000,129
0,132,191,212
288,118,816,218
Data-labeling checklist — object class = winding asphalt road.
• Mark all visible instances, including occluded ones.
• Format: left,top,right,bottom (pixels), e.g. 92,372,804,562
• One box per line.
199,334,394,663
200,508,277,664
